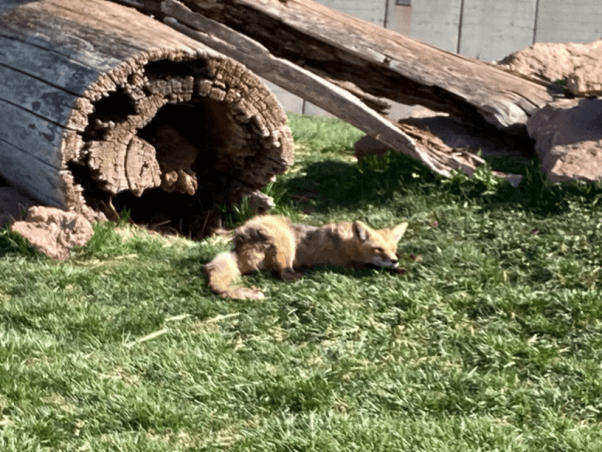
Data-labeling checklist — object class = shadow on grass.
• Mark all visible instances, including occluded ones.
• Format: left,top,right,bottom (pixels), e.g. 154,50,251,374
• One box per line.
464,159,602,216
0,227,42,259
281,151,437,213
280,151,602,217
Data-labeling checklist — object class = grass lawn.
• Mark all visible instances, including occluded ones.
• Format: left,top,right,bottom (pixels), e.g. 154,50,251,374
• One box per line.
1,113,602,451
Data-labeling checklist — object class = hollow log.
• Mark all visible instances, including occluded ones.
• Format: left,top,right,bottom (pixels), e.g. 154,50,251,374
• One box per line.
0,0,293,236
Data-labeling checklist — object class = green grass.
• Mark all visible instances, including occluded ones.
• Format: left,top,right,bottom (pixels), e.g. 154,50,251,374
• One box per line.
1,113,602,451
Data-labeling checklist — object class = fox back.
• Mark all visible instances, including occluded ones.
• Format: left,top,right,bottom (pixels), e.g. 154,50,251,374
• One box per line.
204,216,408,300
292,220,407,270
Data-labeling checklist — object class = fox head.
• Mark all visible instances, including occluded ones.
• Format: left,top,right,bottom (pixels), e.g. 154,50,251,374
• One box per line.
352,221,408,268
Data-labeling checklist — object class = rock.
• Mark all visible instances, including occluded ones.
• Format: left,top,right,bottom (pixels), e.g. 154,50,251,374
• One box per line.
527,98,602,183
0,187,36,227
498,40,602,97
354,135,391,160
244,191,275,213
11,206,94,259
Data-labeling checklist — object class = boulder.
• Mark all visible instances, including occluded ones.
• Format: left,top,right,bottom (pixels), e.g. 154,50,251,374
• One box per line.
498,40,602,97
527,98,602,183
11,206,94,259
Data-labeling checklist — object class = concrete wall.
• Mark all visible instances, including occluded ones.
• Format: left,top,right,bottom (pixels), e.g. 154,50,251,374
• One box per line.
268,0,602,116
264,0,390,116
456,0,537,61
313,0,387,26
535,0,602,43
409,0,462,52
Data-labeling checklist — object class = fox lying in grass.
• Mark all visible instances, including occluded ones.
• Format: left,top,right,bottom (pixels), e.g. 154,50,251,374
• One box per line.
204,215,408,300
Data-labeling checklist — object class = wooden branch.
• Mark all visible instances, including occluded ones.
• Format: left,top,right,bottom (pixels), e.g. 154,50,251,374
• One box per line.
105,0,548,178
159,2,446,174
139,0,555,133
157,0,493,176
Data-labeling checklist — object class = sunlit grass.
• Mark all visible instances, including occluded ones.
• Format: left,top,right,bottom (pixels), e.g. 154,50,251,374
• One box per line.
1,114,602,451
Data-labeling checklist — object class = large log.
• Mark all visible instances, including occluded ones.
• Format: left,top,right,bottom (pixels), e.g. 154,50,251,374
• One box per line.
0,0,293,236
111,0,557,177
158,0,455,177
184,0,557,131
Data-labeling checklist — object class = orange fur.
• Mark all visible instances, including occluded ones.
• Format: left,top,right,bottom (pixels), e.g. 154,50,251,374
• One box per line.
204,215,408,300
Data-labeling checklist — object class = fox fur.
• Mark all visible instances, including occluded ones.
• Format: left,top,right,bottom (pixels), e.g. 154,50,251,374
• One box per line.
204,215,408,300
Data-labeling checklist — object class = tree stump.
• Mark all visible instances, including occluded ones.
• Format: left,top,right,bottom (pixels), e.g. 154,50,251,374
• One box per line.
0,0,293,237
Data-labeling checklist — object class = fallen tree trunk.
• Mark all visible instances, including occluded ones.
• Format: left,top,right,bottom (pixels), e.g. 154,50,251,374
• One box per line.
110,0,557,177
157,1,456,176
0,0,293,236
194,0,557,131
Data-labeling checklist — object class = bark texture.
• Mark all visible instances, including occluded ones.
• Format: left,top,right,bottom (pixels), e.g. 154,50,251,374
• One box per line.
0,0,293,236
155,0,555,129
110,0,558,177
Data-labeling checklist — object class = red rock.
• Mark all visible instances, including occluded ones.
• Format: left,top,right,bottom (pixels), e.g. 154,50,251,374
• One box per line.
11,206,94,259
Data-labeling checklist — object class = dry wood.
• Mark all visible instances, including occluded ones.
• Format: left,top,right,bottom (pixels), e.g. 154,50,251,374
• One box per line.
0,0,293,236
152,0,486,176
158,2,441,175
118,0,556,130
111,0,553,177
231,0,553,130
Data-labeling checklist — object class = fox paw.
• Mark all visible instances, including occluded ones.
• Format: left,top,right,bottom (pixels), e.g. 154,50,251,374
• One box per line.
231,287,265,300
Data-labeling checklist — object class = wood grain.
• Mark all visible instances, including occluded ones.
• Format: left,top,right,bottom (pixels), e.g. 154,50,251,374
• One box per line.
108,0,550,177
0,0,293,233
167,0,554,131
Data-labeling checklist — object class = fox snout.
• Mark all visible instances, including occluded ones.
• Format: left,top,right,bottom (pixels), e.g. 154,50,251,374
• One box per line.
371,254,399,268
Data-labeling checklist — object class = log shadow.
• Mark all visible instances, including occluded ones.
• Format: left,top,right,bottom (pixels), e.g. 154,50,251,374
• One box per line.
281,150,602,217
280,152,439,213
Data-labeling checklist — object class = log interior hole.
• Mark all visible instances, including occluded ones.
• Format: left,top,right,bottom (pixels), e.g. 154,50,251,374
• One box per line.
143,59,211,79
81,86,137,142
113,101,233,237
73,82,240,238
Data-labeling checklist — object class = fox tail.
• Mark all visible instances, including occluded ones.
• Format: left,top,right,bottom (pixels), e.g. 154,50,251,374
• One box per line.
204,252,265,300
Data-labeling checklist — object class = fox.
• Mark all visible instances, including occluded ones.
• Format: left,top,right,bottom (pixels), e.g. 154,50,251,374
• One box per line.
204,215,408,300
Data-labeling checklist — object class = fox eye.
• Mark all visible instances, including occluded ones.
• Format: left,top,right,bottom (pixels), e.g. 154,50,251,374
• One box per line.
373,247,384,253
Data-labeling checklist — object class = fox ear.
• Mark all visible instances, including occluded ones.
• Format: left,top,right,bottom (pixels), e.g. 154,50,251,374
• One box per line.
392,222,408,242
352,221,371,241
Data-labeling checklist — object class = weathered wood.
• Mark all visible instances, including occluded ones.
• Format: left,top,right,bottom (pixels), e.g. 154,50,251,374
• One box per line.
0,65,80,131
0,141,64,208
159,0,488,177
107,0,553,178
124,0,555,132
0,100,65,169
159,5,430,174
0,0,293,236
